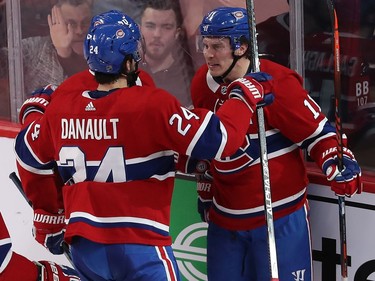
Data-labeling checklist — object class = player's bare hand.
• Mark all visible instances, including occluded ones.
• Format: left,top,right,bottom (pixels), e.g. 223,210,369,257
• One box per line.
48,6,74,57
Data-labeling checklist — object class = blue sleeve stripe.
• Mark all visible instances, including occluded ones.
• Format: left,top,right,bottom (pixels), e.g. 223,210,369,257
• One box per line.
14,126,55,173
298,119,336,150
188,112,228,160
0,238,12,272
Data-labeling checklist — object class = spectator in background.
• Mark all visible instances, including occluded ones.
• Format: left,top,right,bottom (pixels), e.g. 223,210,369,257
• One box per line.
139,0,194,108
0,0,92,108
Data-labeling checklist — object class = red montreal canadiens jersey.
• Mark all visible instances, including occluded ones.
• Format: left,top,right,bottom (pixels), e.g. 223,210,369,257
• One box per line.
191,59,338,230
54,68,156,96
15,83,254,246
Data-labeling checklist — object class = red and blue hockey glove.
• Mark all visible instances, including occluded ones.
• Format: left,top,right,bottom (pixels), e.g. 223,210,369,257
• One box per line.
36,261,80,281
321,147,362,197
32,209,66,255
196,171,214,222
19,84,57,125
227,72,274,113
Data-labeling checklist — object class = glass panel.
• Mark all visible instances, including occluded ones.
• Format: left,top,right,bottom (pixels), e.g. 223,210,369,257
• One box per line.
255,0,375,171
3,0,373,172
0,0,10,120
303,0,375,171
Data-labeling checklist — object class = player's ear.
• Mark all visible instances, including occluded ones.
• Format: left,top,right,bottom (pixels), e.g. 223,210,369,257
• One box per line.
234,43,248,56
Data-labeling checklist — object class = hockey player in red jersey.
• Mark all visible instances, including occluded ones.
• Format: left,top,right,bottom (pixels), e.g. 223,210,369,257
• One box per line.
14,10,274,281
0,212,80,281
191,7,363,281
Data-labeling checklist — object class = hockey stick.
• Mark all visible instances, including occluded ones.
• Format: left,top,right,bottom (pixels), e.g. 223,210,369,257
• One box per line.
8,171,74,267
326,2,348,280
245,1,279,280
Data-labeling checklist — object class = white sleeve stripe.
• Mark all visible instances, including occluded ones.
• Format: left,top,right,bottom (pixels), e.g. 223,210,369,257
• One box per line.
14,154,54,175
297,117,328,147
215,121,227,159
307,132,336,155
185,112,213,156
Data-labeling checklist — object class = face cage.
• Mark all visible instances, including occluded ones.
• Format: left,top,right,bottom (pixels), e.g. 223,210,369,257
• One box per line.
133,39,145,63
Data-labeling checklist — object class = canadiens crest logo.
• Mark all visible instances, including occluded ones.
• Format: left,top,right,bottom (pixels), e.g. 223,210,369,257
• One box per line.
221,85,227,95
233,11,245,19
116,29,125,38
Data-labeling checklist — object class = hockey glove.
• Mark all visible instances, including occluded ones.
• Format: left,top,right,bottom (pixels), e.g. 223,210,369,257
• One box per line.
227,72,274,113
196,171,214,222
32,209,66,255
36,261,80,281
321,147,362,197
19,84,57,125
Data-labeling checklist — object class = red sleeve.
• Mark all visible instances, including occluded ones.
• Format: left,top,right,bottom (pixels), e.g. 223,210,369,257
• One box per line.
138,68,156,87
53,70,97,97
0,213,39,280
16,163,64,212
0,252,38,281
261,60,328,143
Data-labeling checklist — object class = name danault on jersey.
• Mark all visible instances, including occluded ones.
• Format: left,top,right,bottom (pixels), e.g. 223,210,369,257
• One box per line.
61,118,120,140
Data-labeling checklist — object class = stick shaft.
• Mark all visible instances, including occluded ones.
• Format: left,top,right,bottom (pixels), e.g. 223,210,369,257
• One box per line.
245,1,279,279
326,1,348,279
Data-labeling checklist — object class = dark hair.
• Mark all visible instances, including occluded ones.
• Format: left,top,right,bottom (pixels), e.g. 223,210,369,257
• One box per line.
141,0,183,28
94,55,134,85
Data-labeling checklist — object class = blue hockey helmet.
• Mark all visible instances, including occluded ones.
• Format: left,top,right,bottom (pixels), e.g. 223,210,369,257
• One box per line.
84,22,142,74
89,10,141,41
199,7,250,51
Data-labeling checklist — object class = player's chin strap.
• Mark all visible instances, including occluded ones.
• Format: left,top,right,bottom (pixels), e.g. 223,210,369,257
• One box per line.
123,60,140,87
213,53,244,83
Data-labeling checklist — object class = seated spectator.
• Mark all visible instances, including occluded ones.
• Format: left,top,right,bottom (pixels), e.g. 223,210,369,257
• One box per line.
0,0,92,109
139,0,194,108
